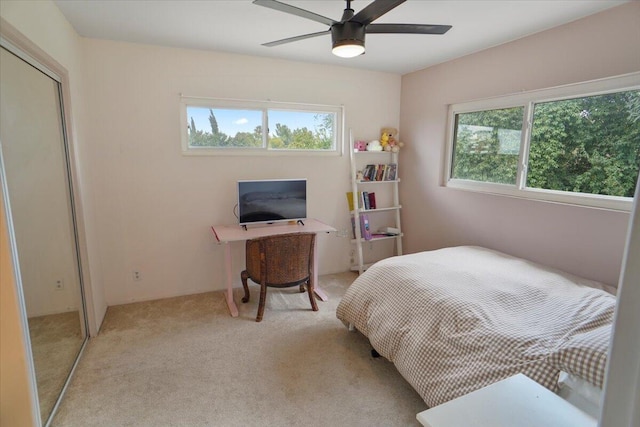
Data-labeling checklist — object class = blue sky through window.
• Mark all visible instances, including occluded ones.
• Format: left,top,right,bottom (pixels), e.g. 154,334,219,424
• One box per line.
187,106,330,137
187,107,261,136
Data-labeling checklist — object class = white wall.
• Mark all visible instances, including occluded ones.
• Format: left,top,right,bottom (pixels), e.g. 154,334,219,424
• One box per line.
1,0,106,332
81,39,401,305
399,2,640,286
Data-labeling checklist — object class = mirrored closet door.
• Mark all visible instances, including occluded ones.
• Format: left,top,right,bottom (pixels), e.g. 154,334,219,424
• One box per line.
0,44,88,425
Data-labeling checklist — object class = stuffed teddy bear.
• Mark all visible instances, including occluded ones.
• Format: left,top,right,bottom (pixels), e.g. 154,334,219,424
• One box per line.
354,140,367,151
380,132,390,149
380,127,404,153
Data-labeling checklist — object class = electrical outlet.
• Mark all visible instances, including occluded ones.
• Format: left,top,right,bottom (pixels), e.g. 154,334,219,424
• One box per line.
133,270,142,281
54,279,64,290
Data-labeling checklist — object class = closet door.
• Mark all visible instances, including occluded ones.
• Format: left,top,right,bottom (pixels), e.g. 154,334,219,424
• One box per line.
0,45,87,426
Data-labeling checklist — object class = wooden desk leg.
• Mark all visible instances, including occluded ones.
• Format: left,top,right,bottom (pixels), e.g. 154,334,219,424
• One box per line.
312,236,328,302
224,243,239,317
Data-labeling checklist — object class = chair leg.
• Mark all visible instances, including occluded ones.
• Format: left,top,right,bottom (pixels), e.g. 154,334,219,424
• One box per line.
256,283,267,322
241,270,250,303
299,284,305,293
306,280,318,312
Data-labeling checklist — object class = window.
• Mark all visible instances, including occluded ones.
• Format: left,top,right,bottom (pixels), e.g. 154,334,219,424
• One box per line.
452,107,524,185
528,93,638,198
445,73,640,211
180,97,342,155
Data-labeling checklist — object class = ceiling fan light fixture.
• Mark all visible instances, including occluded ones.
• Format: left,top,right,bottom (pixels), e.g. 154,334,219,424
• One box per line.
332,40,365,58
331,22,365,58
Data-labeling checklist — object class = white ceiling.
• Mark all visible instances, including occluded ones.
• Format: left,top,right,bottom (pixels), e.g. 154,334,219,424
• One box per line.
53,0,628,75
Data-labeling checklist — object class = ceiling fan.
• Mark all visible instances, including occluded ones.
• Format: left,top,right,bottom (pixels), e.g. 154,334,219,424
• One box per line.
253,0,452,58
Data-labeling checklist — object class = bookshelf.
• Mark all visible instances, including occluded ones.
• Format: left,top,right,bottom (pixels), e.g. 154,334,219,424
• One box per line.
348,133,403,274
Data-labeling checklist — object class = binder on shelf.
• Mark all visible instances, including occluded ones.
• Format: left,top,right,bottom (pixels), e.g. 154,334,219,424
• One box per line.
346,192,355,211
360,214,372,240
351,216,356,239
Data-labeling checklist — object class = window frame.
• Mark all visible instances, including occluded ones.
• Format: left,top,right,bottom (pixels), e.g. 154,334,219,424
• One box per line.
444,72,640,212
180,96,344,156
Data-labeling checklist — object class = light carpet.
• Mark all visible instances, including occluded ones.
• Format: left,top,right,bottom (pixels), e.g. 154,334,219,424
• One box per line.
29,311,83,422
51,272,427,426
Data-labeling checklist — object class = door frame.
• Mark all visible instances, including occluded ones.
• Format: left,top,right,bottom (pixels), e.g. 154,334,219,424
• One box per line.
0,18,97,427
0,18,98,336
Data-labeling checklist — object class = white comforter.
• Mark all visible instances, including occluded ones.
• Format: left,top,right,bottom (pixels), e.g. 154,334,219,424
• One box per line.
336,246,615,407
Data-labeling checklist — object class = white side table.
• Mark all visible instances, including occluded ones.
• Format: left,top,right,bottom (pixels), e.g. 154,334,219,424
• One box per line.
416,374,597,427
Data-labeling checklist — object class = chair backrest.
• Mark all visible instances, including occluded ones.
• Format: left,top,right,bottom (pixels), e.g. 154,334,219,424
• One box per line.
245,232,315,286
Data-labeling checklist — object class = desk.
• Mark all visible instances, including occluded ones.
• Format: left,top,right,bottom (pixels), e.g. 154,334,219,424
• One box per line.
211,219,336,317
416,374,597,427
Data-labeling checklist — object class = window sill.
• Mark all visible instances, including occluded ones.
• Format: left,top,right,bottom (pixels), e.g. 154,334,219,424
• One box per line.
445,179,633,212
181,148,341,157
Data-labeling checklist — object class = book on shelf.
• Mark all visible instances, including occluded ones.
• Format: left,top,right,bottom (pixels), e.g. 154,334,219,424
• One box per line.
362,163,398,182
362,191,370,210
362,164,375,181
347,191,370,210
378,226,400,235
371,233,390,238
385,163,397,181
347,191,378,211
367,192,376,209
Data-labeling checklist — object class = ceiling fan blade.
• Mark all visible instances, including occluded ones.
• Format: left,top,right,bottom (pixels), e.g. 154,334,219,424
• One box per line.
253,0,336,27
367,23,452,35
351,0,407,26
262,30,331,47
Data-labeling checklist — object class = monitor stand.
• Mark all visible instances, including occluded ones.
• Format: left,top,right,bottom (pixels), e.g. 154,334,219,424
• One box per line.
241,220,305,230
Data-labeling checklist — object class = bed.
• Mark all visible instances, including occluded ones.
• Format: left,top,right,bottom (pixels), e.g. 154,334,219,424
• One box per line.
336,246,616,409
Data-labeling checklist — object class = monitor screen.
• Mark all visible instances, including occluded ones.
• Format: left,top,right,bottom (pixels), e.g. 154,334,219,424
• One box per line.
237,179,307,225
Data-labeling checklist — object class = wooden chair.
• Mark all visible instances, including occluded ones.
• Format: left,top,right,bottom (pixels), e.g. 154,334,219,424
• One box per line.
241,232,318,322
